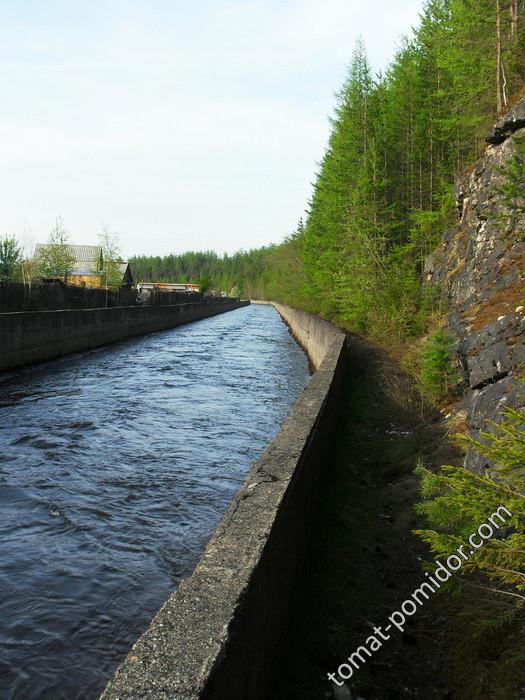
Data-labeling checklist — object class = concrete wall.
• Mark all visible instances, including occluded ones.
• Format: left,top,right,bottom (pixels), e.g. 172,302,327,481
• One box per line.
0,301,248,372
102,303,346,700
252,300,341,370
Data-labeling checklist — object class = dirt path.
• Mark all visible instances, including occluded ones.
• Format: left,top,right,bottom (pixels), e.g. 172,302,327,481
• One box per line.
274,334,463,699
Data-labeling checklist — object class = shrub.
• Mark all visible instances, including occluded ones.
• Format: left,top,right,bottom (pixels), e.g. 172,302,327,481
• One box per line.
419,328,459,403
415,405,525,602
0,235,22,282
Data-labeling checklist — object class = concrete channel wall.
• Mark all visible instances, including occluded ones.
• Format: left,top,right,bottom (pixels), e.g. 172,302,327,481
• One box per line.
253,300,341,370
0,301,248,373
102,302,347,700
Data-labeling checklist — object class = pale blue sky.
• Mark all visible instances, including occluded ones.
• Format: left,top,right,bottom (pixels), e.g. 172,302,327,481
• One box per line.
0,0,424,257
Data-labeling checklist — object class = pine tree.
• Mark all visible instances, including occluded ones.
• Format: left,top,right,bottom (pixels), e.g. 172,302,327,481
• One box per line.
415,404,525,601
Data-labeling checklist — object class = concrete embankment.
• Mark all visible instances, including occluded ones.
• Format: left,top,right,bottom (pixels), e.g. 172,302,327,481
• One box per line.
252,300,339,370
0,301,248,373
102,302,346,700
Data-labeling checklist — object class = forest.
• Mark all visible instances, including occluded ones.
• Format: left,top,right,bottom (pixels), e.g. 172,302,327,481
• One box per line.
1,2,524,697
129,248,275,298
2,1,525,698
131,0,525,356
127,4,525,695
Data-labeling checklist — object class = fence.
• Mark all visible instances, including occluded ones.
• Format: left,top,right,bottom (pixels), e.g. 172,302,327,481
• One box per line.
0,282,237,313
0,282,137,313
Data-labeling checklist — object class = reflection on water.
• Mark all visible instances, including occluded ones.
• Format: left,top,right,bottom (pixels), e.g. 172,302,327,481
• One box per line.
0,304,309,699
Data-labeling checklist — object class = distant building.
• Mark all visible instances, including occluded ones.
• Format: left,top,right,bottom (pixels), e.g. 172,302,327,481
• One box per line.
136,282,200,293
136,282,201,305
116,261,134,288
34,244,134,288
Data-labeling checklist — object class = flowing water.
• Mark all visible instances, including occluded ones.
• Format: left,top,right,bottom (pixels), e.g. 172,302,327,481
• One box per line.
0,304,309,699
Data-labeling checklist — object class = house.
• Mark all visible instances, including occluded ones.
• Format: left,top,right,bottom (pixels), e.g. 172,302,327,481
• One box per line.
116,261,134,288
34,244,134,288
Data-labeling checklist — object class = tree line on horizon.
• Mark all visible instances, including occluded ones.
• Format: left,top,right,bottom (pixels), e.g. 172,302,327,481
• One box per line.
4,0,524,347
1,4,524,686
130,8,525,679
129,248,275,297
131,0,525,349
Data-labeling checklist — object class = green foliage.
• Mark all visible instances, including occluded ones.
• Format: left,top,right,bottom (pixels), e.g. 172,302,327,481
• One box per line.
419,328,459,402
494,134,525,237
130,1,525,345
98,226,122,287
37,218,75,281
198,275,212,294
415,405,525,599
0,235,22,282
461,407,525,487
130,246,283,300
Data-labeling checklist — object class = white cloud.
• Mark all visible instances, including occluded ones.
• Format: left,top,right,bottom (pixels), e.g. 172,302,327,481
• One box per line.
0,0,424,256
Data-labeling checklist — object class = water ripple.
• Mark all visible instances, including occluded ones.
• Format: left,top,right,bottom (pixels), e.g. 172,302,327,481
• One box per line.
0,304,309,699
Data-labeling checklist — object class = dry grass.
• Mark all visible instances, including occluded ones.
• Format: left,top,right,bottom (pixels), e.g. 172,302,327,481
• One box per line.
465,277,525,331
377,357,422,416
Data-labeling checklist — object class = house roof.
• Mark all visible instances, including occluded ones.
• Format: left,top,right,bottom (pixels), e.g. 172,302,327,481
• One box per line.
35,243,102,263
34,244,132,282
35,243,102,276
69,244,102,263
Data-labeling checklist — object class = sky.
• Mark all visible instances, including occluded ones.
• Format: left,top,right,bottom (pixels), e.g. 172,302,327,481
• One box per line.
0,0,424,258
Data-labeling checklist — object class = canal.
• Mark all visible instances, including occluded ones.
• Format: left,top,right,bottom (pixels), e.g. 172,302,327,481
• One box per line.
0,304,310,700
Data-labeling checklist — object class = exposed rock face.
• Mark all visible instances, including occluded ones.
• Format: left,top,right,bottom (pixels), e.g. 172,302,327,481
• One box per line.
485,94,525,144
425,96,525,469
462,378,525,471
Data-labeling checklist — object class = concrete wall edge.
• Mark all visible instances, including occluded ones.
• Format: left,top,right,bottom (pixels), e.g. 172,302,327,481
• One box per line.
0,301,249,373
101,303,347,700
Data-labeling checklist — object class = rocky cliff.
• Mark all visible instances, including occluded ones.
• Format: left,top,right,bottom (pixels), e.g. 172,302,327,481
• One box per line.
426,95,525,469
